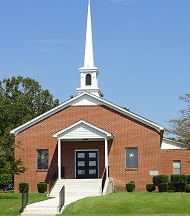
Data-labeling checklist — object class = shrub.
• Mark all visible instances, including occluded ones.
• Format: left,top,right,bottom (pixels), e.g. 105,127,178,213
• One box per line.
0,174,12,192
170,174,188,192
187,175,190,184
19,182,29,193
126,182,135,192
167,180,175,192
185,184,190,193
146,184,156,192
153,175,168,192
159,183,168,192
37,182,47,193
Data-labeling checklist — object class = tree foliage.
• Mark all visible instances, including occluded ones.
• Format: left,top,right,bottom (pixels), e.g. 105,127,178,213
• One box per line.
0,76,59,175
0,173,12,192
168,94,190,147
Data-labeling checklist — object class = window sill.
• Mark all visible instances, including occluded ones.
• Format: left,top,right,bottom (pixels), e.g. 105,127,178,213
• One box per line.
36,169,48,172
125,168,138,171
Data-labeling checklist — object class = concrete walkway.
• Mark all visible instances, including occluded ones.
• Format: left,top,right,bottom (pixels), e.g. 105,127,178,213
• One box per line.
21,195,86,216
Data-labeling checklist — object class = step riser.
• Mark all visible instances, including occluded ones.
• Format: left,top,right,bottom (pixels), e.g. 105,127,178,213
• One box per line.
22,180,103,216
49,179,102,197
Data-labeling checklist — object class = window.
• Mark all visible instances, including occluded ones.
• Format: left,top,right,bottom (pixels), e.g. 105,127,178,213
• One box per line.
173,160,181,174
126,148,138,169
86,74,91,85
37,150,48,170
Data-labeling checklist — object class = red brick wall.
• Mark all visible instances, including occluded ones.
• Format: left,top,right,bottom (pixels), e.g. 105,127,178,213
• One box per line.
161,149,190,176
14,105,162,192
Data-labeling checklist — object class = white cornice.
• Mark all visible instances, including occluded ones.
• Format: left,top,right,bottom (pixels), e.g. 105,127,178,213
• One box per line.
10,94,84,135
10,92,164,135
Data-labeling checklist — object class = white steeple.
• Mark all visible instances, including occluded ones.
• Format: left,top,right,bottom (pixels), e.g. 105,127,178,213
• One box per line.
84,0,94,68
77,0,103,97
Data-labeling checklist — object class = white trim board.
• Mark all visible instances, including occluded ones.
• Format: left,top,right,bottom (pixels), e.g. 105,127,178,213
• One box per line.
11,92,164,135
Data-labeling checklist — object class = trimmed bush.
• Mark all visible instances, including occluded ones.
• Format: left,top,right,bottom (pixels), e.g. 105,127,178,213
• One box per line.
126,182,135,192
167,180,175,192
146,184,156,192
37,182,47,193
170,174,188,192
185,184,190,193
19,182,29,193
153,175,168,192
158,183,168,192
187,175,190,184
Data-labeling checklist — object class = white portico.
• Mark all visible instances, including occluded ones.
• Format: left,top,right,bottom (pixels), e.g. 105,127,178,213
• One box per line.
53,120,113,180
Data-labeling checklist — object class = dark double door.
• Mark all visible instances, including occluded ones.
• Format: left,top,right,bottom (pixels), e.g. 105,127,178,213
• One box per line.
76,150,98,179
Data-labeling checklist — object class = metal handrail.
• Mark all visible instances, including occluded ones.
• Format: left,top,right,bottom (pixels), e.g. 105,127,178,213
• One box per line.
101,166,109,195
49,167,65,195
20,186,29,213
58,186,65,213
48,169,58,195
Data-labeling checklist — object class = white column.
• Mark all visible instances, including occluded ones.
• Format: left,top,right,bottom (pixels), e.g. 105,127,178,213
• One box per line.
58,139,61,180
104,138,109,178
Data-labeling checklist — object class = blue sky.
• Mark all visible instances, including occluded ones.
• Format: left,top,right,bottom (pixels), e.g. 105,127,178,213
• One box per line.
0,0,190,132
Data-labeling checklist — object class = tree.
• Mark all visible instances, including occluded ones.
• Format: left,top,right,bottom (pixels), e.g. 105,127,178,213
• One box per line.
0,76,59,175
0,174,12,192
168,94,190,147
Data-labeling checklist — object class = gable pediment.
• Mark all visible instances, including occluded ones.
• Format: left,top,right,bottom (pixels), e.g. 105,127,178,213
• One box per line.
53,120,113,141
70,93,103,106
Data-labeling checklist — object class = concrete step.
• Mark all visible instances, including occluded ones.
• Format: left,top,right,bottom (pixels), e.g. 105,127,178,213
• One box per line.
49,179,102,198
24,207,58,213
21,198,60,216
21,179,105,216
21,213,57,216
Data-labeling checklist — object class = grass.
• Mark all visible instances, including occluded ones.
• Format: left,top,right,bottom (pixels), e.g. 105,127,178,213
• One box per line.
0,191,49,216
63,192,190,216
1,191,190,216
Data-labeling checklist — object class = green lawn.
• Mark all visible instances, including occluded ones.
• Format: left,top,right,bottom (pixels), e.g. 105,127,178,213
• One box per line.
63,192,190,216
0,192,49,216
1,192,190,216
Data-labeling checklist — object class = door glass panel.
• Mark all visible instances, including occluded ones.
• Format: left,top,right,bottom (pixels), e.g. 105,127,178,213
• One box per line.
89,161,96,166
78,170,85,175
89,169,96,175
78,161,85,166
78,153,85,158
76,151,98,179
89,153,96,158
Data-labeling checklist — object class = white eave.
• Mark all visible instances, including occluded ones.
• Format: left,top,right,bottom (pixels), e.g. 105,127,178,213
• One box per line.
10,92,164,135
161,138,186,149
53,120,113,141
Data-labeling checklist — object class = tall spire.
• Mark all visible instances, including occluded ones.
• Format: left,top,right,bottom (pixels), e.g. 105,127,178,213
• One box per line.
84,0,94,68
77,0,103,97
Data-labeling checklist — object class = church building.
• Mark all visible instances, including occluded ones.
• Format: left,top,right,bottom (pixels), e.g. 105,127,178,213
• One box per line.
11,0,190,194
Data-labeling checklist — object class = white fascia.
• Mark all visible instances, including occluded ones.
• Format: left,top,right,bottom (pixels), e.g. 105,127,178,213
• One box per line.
81,93,165,133
10,92,164,135
10,93,86,135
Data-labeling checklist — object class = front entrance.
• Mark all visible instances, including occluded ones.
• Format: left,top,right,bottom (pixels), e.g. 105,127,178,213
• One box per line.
76,150,98,179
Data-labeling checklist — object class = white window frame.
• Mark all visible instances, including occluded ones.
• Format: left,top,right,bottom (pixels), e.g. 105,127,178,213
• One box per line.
173,160,181,174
